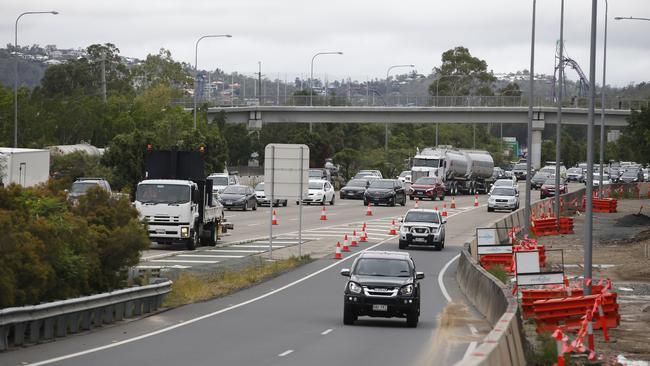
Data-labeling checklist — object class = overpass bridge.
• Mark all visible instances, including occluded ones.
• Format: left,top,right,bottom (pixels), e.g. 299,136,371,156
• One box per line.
208,105,631,169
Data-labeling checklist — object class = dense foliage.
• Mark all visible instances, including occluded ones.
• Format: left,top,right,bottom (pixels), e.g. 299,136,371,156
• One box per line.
0,184,149,308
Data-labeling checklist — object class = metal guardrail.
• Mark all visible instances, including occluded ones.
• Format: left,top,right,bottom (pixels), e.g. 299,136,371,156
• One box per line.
0,280,172,351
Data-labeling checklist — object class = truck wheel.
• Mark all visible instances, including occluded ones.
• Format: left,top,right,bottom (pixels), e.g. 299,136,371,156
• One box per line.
343,304,357,325
186,227,199,250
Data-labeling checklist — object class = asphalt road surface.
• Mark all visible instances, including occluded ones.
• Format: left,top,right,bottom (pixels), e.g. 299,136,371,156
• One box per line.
1,183,579,366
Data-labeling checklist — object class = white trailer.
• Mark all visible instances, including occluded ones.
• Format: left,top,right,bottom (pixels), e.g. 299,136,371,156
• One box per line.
0,148,50,187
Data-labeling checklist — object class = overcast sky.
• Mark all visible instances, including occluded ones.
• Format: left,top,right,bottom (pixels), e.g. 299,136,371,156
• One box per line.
3,0,650,87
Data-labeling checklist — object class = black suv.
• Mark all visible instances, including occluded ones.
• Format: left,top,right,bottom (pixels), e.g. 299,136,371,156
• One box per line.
341,251,424,327
363,179,407,206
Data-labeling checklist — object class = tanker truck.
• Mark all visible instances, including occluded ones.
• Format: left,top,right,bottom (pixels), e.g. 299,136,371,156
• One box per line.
410,146,494,195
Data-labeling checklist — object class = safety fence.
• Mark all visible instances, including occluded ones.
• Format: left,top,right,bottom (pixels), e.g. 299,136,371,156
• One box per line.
0,280,171,351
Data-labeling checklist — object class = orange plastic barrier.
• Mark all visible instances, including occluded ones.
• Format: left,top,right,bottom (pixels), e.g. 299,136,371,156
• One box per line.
532,293,620,333
581,197,617,213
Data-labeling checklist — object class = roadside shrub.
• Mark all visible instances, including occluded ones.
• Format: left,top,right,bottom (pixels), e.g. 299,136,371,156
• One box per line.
486,265,509,284
0,183,149,308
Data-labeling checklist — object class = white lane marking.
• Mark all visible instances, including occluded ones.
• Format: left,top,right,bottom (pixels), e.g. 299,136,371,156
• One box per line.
437,254,460,303
289,218,299,221
234,245,285,248
207,249,263,253
321,328,333,335
225,214,240,219
136,265,191,269
28,237,396,366
142,251,192,261
176,254,244,259
462,342,478,359
469,325,478,335
150,259,220,264
278,350,294,357
248,223,261,226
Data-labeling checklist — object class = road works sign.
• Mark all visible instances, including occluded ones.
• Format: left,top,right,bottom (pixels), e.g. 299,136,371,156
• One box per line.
264,144,309,199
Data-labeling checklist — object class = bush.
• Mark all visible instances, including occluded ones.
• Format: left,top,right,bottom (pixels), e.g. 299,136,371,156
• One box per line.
0,183,149,308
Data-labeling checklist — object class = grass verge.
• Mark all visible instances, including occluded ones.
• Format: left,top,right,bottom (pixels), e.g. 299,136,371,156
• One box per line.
163,255,312,308
486,265,509,284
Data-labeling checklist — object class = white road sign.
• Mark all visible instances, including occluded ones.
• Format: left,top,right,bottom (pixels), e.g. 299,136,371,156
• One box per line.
264,144,309,199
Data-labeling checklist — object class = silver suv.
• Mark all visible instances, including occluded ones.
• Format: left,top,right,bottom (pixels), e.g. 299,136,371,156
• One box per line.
68,178,112,201
398,209,446,250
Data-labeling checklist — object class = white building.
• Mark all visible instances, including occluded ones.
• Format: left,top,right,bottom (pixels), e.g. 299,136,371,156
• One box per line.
0,148,50,187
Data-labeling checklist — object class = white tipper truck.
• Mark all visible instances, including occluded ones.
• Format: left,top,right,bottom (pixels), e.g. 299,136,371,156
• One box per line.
134,150,232,250
410,146,494,195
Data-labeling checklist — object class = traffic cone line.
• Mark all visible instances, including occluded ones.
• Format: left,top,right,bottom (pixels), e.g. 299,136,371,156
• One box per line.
366,203,373,216
442,204,448,217
414,198,420,208
272,210,278,225
389,220,397,235
334,242,342,259
450,196,456,209
320,206,327,220
434,206,438,213
351,231,358,247
474,194,479,207
360,228,368,242
342,235,350,252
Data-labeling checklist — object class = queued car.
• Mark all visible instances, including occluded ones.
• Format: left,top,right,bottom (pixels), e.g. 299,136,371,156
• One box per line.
398,208,446,250
566,167,585,183
489,178,519,195
340,179,370,200
207,173,240,194
397,170,412,184
358,169,383,179
492,167,507,180
298,179,336,205
488,187,519,212
363,179,407,206
531,171,552,189
407,176,445,201
341,251,424,327
591,173,611,187
512,163,529,181
540,178,568,199
254,182,288,207
353,172,381,180
68,177,112,200
309,168,331,182
619,169,643,183
219,185,257,211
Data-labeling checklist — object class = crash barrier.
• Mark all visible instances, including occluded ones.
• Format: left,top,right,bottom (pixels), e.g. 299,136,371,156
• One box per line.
521,284,604,319
0,280,172,351
582,197,618,213
533,292,619,333
479,244,546,274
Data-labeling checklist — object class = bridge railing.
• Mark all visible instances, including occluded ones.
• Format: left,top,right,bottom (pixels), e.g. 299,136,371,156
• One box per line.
172,95,648,110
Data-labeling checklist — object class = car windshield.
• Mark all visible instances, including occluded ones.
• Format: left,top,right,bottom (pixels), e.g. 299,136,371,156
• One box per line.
309,170,323,178
354,258,411,277
404,211,440,224
209,176,229,186
254,183,264,191
533,172,550,179
494,180,511,187
223,186,248,195
594,174,610,180
514,163,527,170
70,182,100,194
309,182,324,190
414,177,436,185
136,184,190,204
399,171,410,177
369,180,395,189
346,179,367,187
543,179,563,185
622,171,637,177
412,158,439,168
492,188,516,196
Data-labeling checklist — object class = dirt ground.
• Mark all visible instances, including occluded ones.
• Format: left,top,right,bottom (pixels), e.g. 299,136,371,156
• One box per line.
540,198,650,364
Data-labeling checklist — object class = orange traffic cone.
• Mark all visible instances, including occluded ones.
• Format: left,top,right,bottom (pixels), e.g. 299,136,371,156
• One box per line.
389,220,397,235
474,194,479,207
442,204,448,217
414,198,420,208
272,210,278,225
320,206,327,220
434,206,439,213
360,228,368,242
366,203,373,216
351,231,358,247
334,242,342,259
342,235,350,252
451,196,456,209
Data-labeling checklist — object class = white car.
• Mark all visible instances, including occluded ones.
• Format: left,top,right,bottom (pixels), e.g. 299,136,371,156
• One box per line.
398,209,446,250
207,173,240,194
591,173,611,187
254,182,288,207
397,170,412,184
488,187,519,212
297,179,336,205
489,179,519,195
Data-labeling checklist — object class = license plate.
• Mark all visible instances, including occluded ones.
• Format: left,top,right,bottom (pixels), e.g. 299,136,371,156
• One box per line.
414,237,426,242
226,201,233,205
372,304,388,311
155,229,165,234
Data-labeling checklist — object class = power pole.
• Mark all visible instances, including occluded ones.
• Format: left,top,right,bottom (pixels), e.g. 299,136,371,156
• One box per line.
258,61,262,105
101,51,107,103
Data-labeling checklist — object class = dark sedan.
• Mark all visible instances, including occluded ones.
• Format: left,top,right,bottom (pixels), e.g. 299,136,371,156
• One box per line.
219,185,257,211
531,172,551,189
408,176,445,201
540,178,567,199
619,170,643,183
340,179,369,200
363,179,407,206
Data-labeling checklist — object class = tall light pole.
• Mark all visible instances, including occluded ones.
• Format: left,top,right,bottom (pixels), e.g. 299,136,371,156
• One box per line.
555,0,565,224
599,0,608,196
584,0,599,296
309,51,342,133
385,64,415,150
193,34,232,129
14,10,58,148
524,0,536,234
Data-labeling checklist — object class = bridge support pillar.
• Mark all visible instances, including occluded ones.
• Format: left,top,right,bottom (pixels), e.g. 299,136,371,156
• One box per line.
530,113,545,170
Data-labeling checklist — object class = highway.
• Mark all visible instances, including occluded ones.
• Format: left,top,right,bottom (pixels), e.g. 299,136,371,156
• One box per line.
0,184,576,366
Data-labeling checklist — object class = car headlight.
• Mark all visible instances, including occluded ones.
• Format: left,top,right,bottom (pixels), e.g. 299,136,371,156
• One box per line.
488,198,496,203
509,198,516,203
400,284,414,296
348,282,362,294
400,225,410,233
180,227,189,238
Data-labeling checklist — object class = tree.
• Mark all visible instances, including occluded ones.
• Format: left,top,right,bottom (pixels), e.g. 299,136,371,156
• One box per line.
615,105,650,165
130,48,192,92
428,46,496,97
499,83,522,96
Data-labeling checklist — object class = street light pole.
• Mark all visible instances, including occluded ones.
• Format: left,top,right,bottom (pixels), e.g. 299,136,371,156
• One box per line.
14,10,58,148
524,0,536,234
599,0,608,196
555,0,565,224
384,64,415,150
309,51,343,132
193,34,232,129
